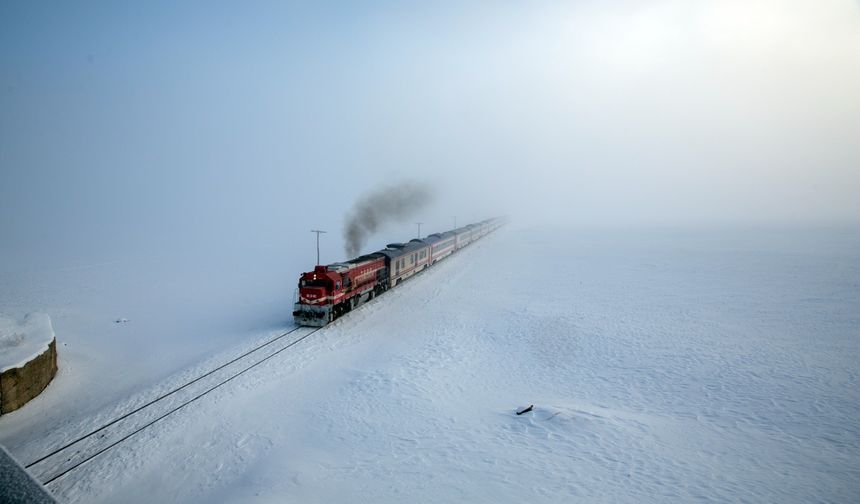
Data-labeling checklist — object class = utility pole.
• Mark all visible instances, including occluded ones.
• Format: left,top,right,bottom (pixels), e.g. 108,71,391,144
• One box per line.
453,216,457,229
416,222,422,239
310,229,326,265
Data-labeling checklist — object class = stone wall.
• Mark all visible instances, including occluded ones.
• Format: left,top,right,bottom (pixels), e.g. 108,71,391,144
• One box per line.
0,338,58,414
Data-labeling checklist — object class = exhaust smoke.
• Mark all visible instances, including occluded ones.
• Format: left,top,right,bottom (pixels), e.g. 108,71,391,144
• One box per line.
343,182,435,257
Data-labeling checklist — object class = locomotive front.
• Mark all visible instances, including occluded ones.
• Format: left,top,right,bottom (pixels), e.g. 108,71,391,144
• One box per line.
293,256,387,326
293,265,339,326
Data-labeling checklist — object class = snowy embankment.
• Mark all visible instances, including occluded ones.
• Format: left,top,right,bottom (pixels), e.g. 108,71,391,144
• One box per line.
2,226,859,503
0,313,57,414
0,314,54,374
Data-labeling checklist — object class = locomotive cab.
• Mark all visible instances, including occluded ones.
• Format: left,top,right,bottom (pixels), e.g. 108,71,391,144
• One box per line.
293,255,388,326
293,266,339,326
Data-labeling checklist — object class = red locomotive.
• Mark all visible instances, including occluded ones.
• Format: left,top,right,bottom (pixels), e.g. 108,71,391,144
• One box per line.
294,253,388,325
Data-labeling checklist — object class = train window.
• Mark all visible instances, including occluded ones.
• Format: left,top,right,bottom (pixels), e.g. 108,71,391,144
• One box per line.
303,279,328,288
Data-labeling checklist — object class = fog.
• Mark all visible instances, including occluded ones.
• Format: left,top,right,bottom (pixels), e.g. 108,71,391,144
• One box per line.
2,0,859,269
1,0,859,455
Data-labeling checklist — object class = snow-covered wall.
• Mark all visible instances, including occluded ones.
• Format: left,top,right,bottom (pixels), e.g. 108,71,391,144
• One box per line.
0,314,58,414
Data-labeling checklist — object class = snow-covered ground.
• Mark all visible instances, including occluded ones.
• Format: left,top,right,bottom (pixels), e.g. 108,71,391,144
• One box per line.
1,225,859,503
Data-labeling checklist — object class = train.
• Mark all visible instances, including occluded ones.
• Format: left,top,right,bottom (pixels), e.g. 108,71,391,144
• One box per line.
293,217,505,326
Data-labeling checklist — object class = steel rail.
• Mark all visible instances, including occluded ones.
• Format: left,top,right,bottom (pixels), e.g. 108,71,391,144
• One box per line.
27,326,304,469
40,326,322,485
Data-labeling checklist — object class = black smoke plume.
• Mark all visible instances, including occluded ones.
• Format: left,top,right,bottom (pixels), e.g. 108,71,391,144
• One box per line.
343,181,435,257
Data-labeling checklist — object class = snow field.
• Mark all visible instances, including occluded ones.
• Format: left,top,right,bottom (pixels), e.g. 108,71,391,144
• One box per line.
3,225,859,503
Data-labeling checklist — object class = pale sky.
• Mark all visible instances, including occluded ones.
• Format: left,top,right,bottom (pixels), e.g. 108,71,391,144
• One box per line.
1,0,858,266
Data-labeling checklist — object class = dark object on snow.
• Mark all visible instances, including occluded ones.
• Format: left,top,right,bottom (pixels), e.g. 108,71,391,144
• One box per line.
516,405,534,415
0,445,57,503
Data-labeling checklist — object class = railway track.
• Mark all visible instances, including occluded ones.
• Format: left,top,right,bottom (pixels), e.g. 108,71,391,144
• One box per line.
25,325,323,486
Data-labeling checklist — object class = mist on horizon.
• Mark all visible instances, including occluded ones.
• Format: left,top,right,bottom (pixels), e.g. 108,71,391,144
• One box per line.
1,0,858,268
